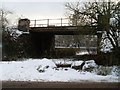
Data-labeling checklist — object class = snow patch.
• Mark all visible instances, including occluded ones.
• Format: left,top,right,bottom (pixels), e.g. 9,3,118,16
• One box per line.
15,30,23,36
8,28,23,38
82,60,98,71
6,27,30,39
36,58,57,73
76,51,89,55
111,66,120,77
71,61,83,67
0,58,119,82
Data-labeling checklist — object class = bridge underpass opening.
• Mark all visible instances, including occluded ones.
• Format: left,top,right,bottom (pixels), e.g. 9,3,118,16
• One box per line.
30,32,55,57
55,35,97,56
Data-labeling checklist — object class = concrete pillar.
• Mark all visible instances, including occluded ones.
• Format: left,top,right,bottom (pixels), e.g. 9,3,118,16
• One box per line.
18,18,30,32
97,32,102,54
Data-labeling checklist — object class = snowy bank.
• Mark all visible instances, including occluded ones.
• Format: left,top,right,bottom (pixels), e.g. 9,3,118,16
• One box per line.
0,58,119,82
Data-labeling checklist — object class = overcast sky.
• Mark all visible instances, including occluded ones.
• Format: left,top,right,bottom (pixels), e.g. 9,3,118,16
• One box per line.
2,2,67,19
1,0,118,25
1,0,80,20
1,0,77,25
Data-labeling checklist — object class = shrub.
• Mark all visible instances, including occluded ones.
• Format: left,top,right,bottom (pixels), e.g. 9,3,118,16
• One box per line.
95,66,113,76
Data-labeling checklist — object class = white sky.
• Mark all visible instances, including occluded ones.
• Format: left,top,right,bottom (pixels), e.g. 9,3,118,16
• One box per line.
1,0,80,19
1,0,78,25
1,0,118,25
2,2,66,19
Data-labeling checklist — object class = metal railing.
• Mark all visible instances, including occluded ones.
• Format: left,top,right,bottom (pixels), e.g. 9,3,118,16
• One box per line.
30,18,72,27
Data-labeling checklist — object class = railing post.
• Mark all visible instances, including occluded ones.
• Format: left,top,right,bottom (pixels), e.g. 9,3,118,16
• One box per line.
61,18,62,26
34,20,36,27
47,19,49,26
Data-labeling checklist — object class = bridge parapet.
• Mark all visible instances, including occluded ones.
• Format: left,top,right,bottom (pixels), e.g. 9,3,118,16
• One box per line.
30,18,72,27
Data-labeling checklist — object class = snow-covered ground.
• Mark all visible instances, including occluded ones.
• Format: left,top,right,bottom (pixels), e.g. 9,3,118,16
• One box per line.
0,58,119,82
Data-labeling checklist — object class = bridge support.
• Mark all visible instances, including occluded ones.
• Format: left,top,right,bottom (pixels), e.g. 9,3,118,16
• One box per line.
97,33,102,54
18,19,30,32
30,32,55,57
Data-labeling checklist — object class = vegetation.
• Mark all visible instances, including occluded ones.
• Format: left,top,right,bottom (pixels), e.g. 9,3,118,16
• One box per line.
2,29,37,60
63,0,120,65
1,9,37,60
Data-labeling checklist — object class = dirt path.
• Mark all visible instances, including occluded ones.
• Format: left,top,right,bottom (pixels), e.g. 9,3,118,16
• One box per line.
2,81,120,88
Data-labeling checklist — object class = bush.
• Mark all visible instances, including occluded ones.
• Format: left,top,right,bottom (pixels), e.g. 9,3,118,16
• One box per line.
96,51,120,66
95,66,113,76
82,60,98,72
2,28,38,61
111,66,120,77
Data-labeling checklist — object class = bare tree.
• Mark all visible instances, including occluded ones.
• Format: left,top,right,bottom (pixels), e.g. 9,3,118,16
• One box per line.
65,0,120,52
64,1,97,54
0,9,13,29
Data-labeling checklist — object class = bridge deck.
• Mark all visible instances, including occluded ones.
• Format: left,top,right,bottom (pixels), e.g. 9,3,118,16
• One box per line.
30,26,97,35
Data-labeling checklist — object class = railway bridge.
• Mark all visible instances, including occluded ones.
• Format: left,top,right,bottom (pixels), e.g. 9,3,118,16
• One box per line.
18,18,102,57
